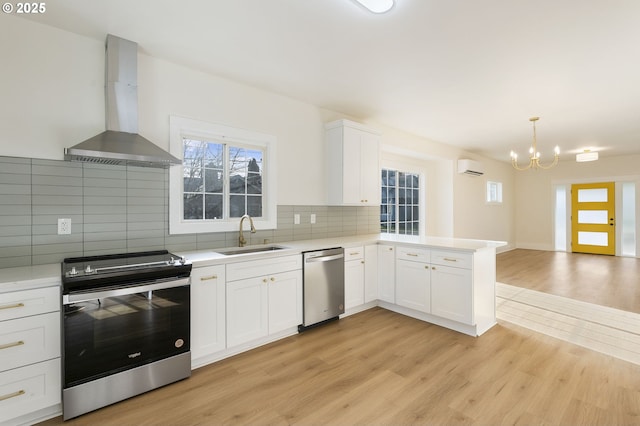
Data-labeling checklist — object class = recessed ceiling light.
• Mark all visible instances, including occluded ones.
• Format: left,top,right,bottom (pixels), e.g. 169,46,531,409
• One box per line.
352,0,395,14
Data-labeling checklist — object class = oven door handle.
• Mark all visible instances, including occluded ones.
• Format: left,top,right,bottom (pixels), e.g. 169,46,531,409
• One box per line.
63,277,190,305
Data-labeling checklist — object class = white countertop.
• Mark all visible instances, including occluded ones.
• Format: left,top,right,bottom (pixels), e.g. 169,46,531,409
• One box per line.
0,234,507,292
378,234,507,251
179,234,507,267
0,263,61,294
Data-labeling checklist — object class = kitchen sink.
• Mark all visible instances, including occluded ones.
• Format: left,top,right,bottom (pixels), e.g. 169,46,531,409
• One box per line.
214,245,287,256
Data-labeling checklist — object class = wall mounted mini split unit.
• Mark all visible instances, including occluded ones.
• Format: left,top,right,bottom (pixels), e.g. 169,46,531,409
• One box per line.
457,159,484,176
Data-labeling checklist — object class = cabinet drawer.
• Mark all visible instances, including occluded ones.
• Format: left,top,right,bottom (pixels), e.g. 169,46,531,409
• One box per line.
0,312,61,372
396,246,430,263
344,246,364,261
0,286,60,322
431,250,472,269
0,358,61,424
226,255,302,282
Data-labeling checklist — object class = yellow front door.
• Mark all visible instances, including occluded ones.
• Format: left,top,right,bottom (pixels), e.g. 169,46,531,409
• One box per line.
571,182,615,255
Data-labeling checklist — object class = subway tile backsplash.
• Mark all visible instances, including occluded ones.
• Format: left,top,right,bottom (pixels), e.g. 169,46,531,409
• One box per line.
0,156,379,268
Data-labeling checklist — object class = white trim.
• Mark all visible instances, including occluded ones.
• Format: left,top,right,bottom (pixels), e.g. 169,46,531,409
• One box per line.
169,116,277,234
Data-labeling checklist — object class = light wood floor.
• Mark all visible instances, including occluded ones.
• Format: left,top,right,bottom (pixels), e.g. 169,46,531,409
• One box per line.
41,307,640,425
497,249,640,314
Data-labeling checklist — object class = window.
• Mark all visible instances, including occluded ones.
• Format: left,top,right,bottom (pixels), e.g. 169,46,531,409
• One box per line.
486,181,503,204
169,116,276,234
381,169,421,236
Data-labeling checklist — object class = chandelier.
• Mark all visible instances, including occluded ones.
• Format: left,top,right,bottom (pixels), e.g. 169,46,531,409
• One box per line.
510,117,559,171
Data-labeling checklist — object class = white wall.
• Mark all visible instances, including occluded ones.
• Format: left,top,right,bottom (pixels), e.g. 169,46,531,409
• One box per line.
514,154,640,252
0,14,516,246
454,155,515,248
375,125,515,244
0,15,104,160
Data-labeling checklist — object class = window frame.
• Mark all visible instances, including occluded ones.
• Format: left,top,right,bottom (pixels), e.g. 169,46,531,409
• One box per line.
380,166,425,237
486,180,503,205
169,116,277,234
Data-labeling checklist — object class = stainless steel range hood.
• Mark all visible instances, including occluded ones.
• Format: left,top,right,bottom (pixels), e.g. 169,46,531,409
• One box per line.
65,35,180,168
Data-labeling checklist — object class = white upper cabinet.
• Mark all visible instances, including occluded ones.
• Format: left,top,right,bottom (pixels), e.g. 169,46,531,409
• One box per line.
326,119,381,206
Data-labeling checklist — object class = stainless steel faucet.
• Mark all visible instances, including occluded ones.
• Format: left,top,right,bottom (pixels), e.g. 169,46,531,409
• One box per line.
238,214,256,247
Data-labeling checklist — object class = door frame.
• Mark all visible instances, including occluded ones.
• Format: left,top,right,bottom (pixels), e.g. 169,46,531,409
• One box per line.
552,176,640,257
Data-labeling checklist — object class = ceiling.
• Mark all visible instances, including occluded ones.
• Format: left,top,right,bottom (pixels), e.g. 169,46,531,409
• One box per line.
17,0,640,162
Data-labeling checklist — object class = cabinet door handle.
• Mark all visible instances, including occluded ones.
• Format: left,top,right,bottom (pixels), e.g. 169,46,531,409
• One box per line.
432,266,436,270
0,302,25,310
0,390,25,402
442,258,458,262
200,275,218,281
270,277,275,282
361,260,365,264
0,340,24,351
262,278,268,283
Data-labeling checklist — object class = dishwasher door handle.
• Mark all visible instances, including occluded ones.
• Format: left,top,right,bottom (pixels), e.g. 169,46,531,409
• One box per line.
305,253,344,263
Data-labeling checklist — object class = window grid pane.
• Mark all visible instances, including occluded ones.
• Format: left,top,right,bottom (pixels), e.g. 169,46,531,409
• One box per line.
182,138,265,221
381,169,420,236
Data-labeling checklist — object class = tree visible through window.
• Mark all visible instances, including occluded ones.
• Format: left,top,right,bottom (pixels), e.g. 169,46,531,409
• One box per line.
381,169,420,236
182,138,264,221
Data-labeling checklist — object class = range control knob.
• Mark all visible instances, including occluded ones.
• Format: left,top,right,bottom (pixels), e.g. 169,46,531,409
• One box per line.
85,265,93,273
179,256,186,265
168,257,176,265
70,267,78,275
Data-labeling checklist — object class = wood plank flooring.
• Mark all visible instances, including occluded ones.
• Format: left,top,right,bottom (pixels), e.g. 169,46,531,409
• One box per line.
496,249,640,314
497,282,640,365
40,307,640,425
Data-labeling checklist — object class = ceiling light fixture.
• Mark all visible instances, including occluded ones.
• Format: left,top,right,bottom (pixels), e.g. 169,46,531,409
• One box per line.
510,117,559,171
576,149,599,162
351,0,395,14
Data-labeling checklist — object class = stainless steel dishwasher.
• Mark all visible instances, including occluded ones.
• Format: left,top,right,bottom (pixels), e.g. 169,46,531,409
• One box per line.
300,247,345,330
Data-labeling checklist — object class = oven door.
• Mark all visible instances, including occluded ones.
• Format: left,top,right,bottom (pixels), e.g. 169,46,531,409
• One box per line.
62,278,190,389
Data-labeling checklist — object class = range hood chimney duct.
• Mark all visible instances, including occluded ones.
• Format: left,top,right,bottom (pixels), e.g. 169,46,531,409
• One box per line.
64,34,181,168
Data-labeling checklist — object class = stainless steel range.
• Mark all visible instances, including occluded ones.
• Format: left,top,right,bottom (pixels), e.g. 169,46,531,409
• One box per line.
61,250,192,420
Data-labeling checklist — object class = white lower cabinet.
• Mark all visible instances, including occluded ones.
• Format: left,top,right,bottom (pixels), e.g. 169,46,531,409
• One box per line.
267,270,303,334
226,255,302,348
226,275,268,347
377,245,395,303
430,264,473,325
0,358,61,423
396,259,431,313
344,247,365,309
363,245,378,303
190,265,226,361
0,285,61,425
390,246,488,335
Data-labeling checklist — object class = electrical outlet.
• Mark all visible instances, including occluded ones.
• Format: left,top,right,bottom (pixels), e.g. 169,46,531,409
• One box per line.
310,214,316,224
58,218,72,235
294,214,300,225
